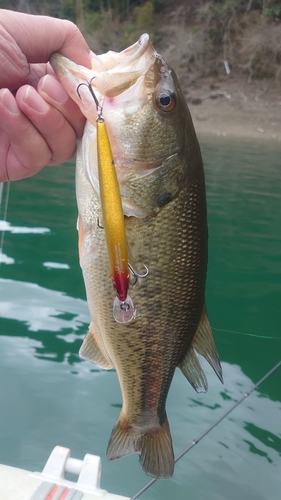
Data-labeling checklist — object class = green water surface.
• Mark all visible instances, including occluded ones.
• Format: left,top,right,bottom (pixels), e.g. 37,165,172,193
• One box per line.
0,137,280,499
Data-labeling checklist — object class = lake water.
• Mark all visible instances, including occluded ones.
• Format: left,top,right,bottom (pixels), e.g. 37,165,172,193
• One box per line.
0,137,280,500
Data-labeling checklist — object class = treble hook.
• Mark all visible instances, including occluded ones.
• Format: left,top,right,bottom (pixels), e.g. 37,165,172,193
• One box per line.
128,262,149,280
77,77,103,121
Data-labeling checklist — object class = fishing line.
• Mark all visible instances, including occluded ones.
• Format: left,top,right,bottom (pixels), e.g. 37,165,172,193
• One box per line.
129,359,281,500
182,318,279,341
0,181,10,268
211,326,280,340
186,319,279,341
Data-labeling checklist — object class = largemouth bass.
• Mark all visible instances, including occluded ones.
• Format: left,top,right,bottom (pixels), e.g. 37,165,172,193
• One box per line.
51,34,223,479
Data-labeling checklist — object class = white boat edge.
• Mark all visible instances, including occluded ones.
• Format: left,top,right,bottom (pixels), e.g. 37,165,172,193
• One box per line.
0,445,130,500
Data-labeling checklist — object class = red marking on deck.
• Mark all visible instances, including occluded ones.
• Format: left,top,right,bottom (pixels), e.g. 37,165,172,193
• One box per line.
46,485,59,500
60,488,71,499
46,485,71,500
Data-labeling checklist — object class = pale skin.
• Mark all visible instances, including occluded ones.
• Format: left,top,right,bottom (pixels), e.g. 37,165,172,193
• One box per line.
0,9,92,182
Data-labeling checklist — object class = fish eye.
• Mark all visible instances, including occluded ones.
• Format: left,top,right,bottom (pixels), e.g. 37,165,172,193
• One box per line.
156,91,176,112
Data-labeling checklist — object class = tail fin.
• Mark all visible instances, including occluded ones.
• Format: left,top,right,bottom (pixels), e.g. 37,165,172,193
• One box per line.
106,415,174,478
139,417,174,478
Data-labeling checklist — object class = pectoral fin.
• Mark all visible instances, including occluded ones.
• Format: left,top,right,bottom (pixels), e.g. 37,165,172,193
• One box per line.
79,322,114,370
179,305,223,392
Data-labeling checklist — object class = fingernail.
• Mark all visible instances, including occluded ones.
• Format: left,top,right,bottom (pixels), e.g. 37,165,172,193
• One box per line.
0,89,20,115
23,86,49,113
41,75,68,103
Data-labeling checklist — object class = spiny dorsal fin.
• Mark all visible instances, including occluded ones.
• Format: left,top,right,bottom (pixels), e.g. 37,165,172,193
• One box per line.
79,322,114,369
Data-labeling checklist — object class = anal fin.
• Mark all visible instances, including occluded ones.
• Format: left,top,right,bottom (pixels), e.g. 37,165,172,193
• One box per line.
79,322,114,370
179,305,223,392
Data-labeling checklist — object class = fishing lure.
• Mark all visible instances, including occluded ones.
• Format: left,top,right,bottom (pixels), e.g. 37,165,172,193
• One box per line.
96,115,135,324
77,80,138,323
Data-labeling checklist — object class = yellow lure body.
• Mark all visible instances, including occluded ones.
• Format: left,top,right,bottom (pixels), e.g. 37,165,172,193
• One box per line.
96,119,135,323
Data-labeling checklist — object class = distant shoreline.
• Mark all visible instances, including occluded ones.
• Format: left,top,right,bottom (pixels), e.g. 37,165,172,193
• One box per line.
186,75,281,142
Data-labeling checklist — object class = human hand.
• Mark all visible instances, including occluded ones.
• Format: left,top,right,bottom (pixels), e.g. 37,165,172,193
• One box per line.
0,10,91,182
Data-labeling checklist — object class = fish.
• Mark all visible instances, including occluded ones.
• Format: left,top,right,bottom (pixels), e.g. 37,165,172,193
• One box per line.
50,33,223,479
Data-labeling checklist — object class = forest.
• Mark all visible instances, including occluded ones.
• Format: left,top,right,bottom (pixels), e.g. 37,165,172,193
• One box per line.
1,0,281,86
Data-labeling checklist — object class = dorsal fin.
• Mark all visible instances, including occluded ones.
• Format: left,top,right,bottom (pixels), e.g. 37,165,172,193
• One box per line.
178,305,223,392
178,346,208,393
192,306,223,384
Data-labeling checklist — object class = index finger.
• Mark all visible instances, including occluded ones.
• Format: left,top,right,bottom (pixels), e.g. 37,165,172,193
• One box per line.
0,10,91,66
0,10,91,91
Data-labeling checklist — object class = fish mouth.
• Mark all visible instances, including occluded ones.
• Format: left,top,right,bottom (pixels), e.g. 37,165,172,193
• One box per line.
50,34,157,124
93,33,156,98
